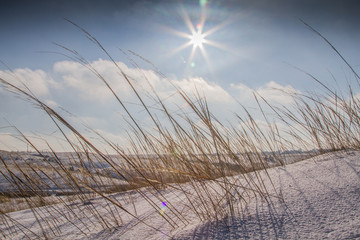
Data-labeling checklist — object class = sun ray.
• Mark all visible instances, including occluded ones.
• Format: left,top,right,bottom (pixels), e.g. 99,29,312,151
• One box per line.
199,44,215,76
162,4,232,75
203,39,230,52
181,7,196,35
186,45,197,70
160,25,191,39
198,5,207,32
163,41,192,60
202,16,236,38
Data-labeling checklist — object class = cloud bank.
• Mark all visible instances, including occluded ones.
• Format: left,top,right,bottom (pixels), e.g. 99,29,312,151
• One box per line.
0,59,301,151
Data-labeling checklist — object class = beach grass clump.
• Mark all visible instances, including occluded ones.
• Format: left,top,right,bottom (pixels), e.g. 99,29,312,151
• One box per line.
0,22,359,238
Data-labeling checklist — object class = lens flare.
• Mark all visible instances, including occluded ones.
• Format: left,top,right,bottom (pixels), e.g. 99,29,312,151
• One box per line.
160,202,167,215
199,0,207,7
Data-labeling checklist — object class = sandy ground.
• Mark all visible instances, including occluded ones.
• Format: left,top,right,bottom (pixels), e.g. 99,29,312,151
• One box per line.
1,150,359,239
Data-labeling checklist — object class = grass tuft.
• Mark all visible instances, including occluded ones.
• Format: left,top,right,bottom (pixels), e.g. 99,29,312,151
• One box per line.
0,22,359,238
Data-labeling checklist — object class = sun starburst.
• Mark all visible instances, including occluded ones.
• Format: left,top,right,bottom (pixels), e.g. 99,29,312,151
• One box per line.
160,1,234,74
162,2,234,74
190,30,205,48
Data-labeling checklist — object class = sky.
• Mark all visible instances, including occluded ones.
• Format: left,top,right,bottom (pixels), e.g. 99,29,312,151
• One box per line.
1,0,360,152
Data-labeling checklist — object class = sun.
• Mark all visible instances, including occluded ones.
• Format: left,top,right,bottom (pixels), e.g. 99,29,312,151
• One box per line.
190,30,205,48
162,1,232,72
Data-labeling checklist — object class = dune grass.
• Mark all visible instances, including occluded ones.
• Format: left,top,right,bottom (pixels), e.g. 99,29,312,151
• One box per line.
0,22,359,238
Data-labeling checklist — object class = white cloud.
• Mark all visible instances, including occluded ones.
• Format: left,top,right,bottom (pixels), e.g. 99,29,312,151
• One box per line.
231,81,300,105
53,59,233,105
257,81,299,104
0,131,72,152
173,77,234,104
0,68,58,97
45,99,59,108
53,60,124,102
53,59,169,102
65,128,129,154
0,132,25,151
0,59,307,152
230,82,253,99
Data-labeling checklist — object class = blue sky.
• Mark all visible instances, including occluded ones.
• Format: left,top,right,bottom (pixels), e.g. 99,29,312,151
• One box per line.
1,0,360,151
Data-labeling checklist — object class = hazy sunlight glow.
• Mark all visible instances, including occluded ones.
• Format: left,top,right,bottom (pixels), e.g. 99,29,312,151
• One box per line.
163,2,233,73
190,30,205,48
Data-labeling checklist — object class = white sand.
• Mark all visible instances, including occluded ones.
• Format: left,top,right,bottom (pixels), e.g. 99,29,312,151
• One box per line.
1,150,359,239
